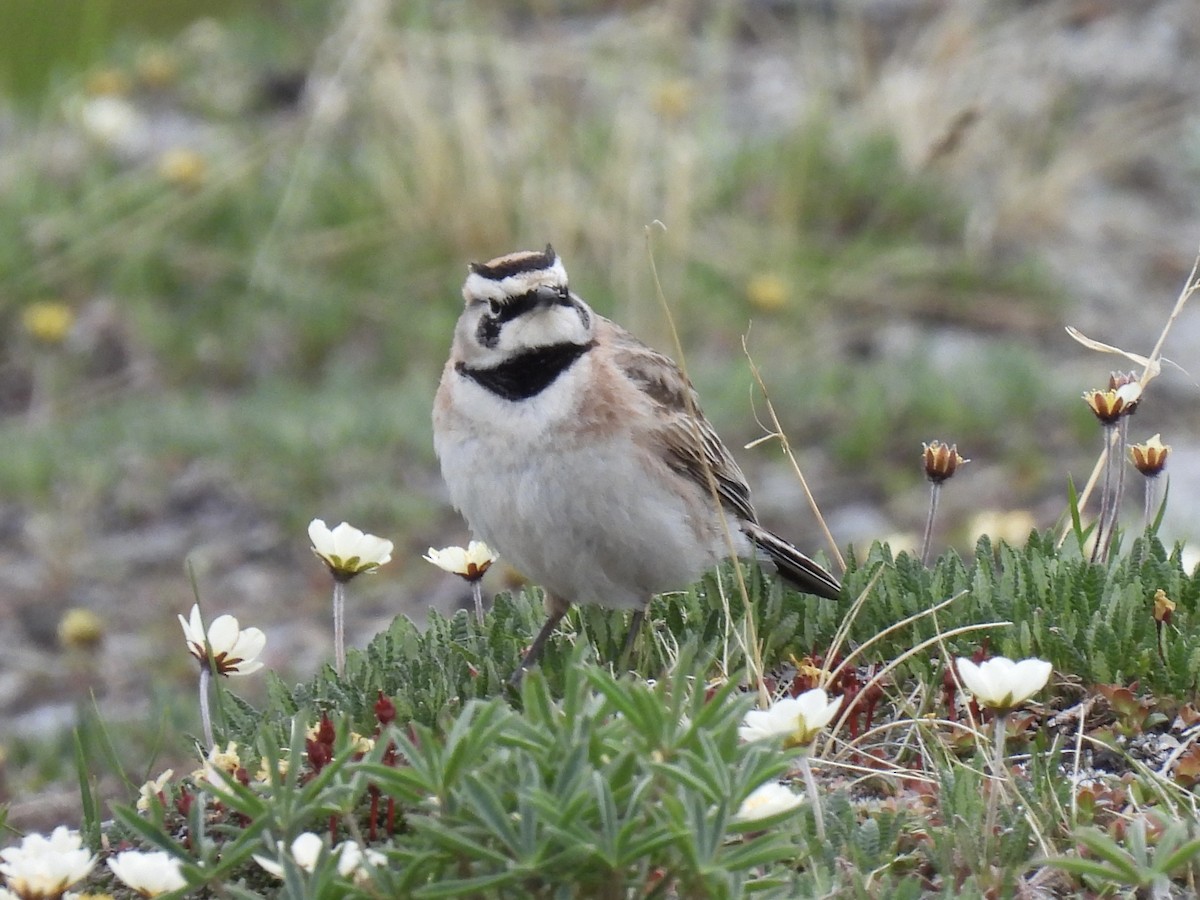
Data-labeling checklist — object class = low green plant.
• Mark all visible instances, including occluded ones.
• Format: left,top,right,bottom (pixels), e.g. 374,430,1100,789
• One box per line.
1041,815,1200,897
22,524,1184,898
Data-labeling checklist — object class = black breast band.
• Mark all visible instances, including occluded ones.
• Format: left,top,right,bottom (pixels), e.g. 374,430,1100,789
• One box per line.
457,341,596,402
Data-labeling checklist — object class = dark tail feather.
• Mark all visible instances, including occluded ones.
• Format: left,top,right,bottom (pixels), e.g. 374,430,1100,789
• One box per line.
742,521,841,600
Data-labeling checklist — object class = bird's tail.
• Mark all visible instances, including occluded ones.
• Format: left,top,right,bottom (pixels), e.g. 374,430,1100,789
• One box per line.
742,521,841,600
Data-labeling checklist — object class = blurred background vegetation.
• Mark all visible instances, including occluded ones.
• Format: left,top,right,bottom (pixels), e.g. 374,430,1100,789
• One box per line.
0,0,1197,830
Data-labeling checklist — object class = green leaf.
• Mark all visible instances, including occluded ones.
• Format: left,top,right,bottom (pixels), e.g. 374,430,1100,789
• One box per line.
1156,836,1200,875
413,869,523,898
72,728,101,852
415,816,511,866
1039,855,1138,884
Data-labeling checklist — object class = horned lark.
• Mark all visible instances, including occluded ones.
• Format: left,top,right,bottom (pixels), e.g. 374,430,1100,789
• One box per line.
433,246,840,679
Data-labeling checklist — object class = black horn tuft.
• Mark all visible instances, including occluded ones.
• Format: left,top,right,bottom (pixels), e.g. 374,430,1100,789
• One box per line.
471,246,560,281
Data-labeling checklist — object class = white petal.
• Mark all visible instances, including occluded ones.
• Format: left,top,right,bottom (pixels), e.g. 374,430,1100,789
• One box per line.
290,832,324,871
1008,658,1052,705
107,850,186,896
424,545,469,575
228,627,267,668
329,521,364,558
334,842,362,877
738,708,780,742
253,853,284,879
958,656,1052,710
795,688,841,732
734,782,804,822
466,541,497,565
206,615,241,653
308,519,333,553
955,658,994,703
179,604,204,645
359,534,393,565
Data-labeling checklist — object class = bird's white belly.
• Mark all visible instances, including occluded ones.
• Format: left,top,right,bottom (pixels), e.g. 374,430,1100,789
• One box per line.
439,427,737,610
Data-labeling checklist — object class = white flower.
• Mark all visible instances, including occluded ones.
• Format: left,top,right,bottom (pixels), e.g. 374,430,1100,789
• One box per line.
72,95,147,151
733,782,804,823
136,769,174,813
0,826,96,898
253,833,370,880
309,519,394,579
106,850,187,897
956,656,1052,712
423,541,497,581
178,604,265,676
332,842,386,883
739,688,842,747
254,832,325,879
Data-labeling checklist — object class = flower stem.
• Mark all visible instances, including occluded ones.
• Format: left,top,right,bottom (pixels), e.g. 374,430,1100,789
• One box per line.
1103,418,1130,560
984,711,1008,858
471,579,485,623
1091,425,1115,563
920,482,941,566
199,666,214,749
1144,477,1155,530
798,752,825,841
333,580,347,676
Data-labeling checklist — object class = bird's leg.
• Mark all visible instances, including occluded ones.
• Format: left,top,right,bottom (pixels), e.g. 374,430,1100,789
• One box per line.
618,605,648,673
510,593,570,688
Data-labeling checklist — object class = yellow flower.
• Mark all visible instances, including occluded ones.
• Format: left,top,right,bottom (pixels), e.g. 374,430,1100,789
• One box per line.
85,67,131,97
57,608,105,650
136,48,178,88
1130,434,1170,477
921,441,968,484
192,741,241,784
136,769,174,814
651,79,693,121
255,754,290,783
22,302,74,345
745,274,788,312
158,148,208,191
1153,589,1176,624
423,541,497,581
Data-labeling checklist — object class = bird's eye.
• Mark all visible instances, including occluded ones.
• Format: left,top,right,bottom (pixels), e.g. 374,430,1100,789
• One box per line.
488,299,502,316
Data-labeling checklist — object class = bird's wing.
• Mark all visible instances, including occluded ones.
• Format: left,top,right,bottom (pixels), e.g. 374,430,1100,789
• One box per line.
608,324,757,524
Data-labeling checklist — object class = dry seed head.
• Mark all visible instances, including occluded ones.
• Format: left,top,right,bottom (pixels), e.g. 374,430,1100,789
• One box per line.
1108,371,1143,414
921,441,968,484
1130,433,1170,477
1153,589,1175,624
